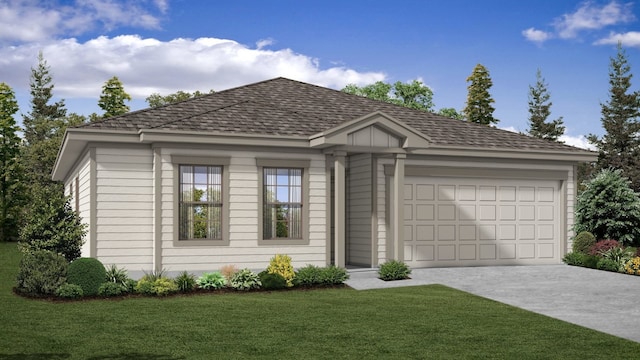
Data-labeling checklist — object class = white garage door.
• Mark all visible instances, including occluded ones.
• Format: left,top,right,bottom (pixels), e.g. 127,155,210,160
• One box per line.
404,176,561,267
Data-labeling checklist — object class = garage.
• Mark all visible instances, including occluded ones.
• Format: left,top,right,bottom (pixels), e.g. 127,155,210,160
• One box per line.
403,175,562,267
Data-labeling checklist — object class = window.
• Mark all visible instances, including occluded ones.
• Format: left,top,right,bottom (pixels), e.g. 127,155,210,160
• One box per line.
263,168,302,239
178,165,223,240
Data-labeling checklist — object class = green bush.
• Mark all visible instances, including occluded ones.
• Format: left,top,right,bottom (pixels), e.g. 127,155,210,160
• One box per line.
294,265,323,286
572,231,596,254
196,272,227,290
105,264,130,285
135,276,178,296
97,282,124,297
174,271,196,292
563,252,586,266
230,269,261,291
67,258,106,296
574,169,640,247
583,255,599,269
122,278,137,293
596,258,621,272
55,283,84,299
378,260,411,281
18,183,86,262
319,265,349,285
16,250,68,296
601,246,635,264
258,271,287,290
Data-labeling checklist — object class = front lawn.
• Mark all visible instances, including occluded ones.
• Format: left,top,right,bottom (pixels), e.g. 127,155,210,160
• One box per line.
1,242,639,359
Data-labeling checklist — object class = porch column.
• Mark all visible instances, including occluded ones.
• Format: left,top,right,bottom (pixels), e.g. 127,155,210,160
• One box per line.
334,151,347,267
392,153,406,262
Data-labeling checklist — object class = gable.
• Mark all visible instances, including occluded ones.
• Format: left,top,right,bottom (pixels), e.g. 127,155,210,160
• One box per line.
309,111,431,150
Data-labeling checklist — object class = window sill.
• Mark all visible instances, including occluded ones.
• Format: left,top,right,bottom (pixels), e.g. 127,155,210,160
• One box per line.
173,239,230,247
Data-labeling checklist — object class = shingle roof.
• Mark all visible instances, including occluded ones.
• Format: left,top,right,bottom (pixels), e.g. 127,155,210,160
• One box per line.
78,77,589,153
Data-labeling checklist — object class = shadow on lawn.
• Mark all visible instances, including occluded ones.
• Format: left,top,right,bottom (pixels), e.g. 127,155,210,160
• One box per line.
0,354,185,360
0,354,70,359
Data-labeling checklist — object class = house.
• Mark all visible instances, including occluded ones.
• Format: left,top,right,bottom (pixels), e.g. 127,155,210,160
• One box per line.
52,77,596,276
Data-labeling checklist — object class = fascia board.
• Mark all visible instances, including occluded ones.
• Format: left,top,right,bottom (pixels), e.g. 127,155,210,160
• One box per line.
411,146,598,162
138,129,309,148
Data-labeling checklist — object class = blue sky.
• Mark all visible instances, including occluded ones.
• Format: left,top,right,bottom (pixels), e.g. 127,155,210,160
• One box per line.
2,1,640,148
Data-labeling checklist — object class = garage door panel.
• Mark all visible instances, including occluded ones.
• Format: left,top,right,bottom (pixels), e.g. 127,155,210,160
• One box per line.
405,176,560,267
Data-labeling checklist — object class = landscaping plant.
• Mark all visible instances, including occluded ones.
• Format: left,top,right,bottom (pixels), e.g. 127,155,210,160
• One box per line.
294,264,323,286
174,270,196,292
589,240,621,256
258,270,287,290
624,257,640,275
319,265,349,285
574,169,640,246
135,273,178,296
572,231,596,254
15,249,68,296
67,257,106,296
220,264,239,282
105,264,130,286
97,282,124,297
55,283,84,299
266,254,295,287
195,272,226,290
378,260,411,281
229,268,261,291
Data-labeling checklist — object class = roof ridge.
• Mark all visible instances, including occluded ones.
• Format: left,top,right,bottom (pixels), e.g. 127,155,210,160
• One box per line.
146,100,252,130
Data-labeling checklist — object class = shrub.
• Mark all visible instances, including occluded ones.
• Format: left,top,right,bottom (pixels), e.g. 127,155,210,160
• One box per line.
97,282,124,297
596,258,621,272
624,257,640,275
230,269,261,291
319,265,349,285
196,272,227,290
220,264,239,282
67,258,106,296
583,255,600,269
16,250,68,296
105,264,130,285
174,271,196,292
122,278,137,293
601,246,635,265
589,240,621,256
574,169,640,247
135,275,178,296
266,254,295,287
258,271,287,290
18,183,87,262
572,231,596,254
563,252,587,266
378,260,411,281
56,283,84,299
294,265,323,286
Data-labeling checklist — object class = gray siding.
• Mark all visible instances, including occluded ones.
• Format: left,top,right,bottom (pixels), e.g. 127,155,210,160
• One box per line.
348,153,372,266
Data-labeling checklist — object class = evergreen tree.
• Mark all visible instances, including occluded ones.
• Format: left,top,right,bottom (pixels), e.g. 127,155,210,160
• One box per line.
437,107,464,120
22,51,67,146
527,69,565,141
342,80,434,112
146,89,215,107
98,76,131,118
587,43,640,191
0,83,25,241
463,64,497,125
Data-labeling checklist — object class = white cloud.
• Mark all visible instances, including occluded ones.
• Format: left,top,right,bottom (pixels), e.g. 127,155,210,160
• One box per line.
522,27,552,44
554,1,634,39
0,0,164,42
594,31,640,46
256,38,275,50
0,35,386,99
559,134,595,150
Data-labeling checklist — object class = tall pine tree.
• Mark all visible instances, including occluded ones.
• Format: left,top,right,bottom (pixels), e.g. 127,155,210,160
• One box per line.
98,76,131,118
0,83,25,241
588,43,640,191
527,69,565,141
464,64,497,125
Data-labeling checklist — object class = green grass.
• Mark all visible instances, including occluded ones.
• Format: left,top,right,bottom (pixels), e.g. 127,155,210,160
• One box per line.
1,242,639,359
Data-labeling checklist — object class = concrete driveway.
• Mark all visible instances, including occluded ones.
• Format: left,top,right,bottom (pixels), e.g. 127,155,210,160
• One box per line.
346,265,640,343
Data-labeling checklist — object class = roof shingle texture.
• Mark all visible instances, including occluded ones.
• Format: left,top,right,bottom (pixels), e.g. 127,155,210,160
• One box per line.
78,77,587,153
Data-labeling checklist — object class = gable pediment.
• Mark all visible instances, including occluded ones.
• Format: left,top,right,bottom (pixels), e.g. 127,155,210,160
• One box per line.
309,111,431,149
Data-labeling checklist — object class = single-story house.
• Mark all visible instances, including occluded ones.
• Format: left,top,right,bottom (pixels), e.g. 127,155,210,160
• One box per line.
52,77,596,276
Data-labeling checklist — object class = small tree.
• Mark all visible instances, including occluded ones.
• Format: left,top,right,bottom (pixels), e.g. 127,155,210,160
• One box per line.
574,169,640,246
98,76,131,118
342,80,434,112
464,64,497,125
19,183,86,261
146,89,215,107
437,107,464,120
527,69,565,141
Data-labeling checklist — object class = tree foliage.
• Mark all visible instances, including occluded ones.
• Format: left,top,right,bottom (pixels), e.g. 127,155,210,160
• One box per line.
574,169,640,246
146,89,215,107
437,107,464,120
527,69,565,141
98,76,131,118
464,64,497,125
588,43,640,191
0,83,25,241
342,80,434,112
19,183,86,262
